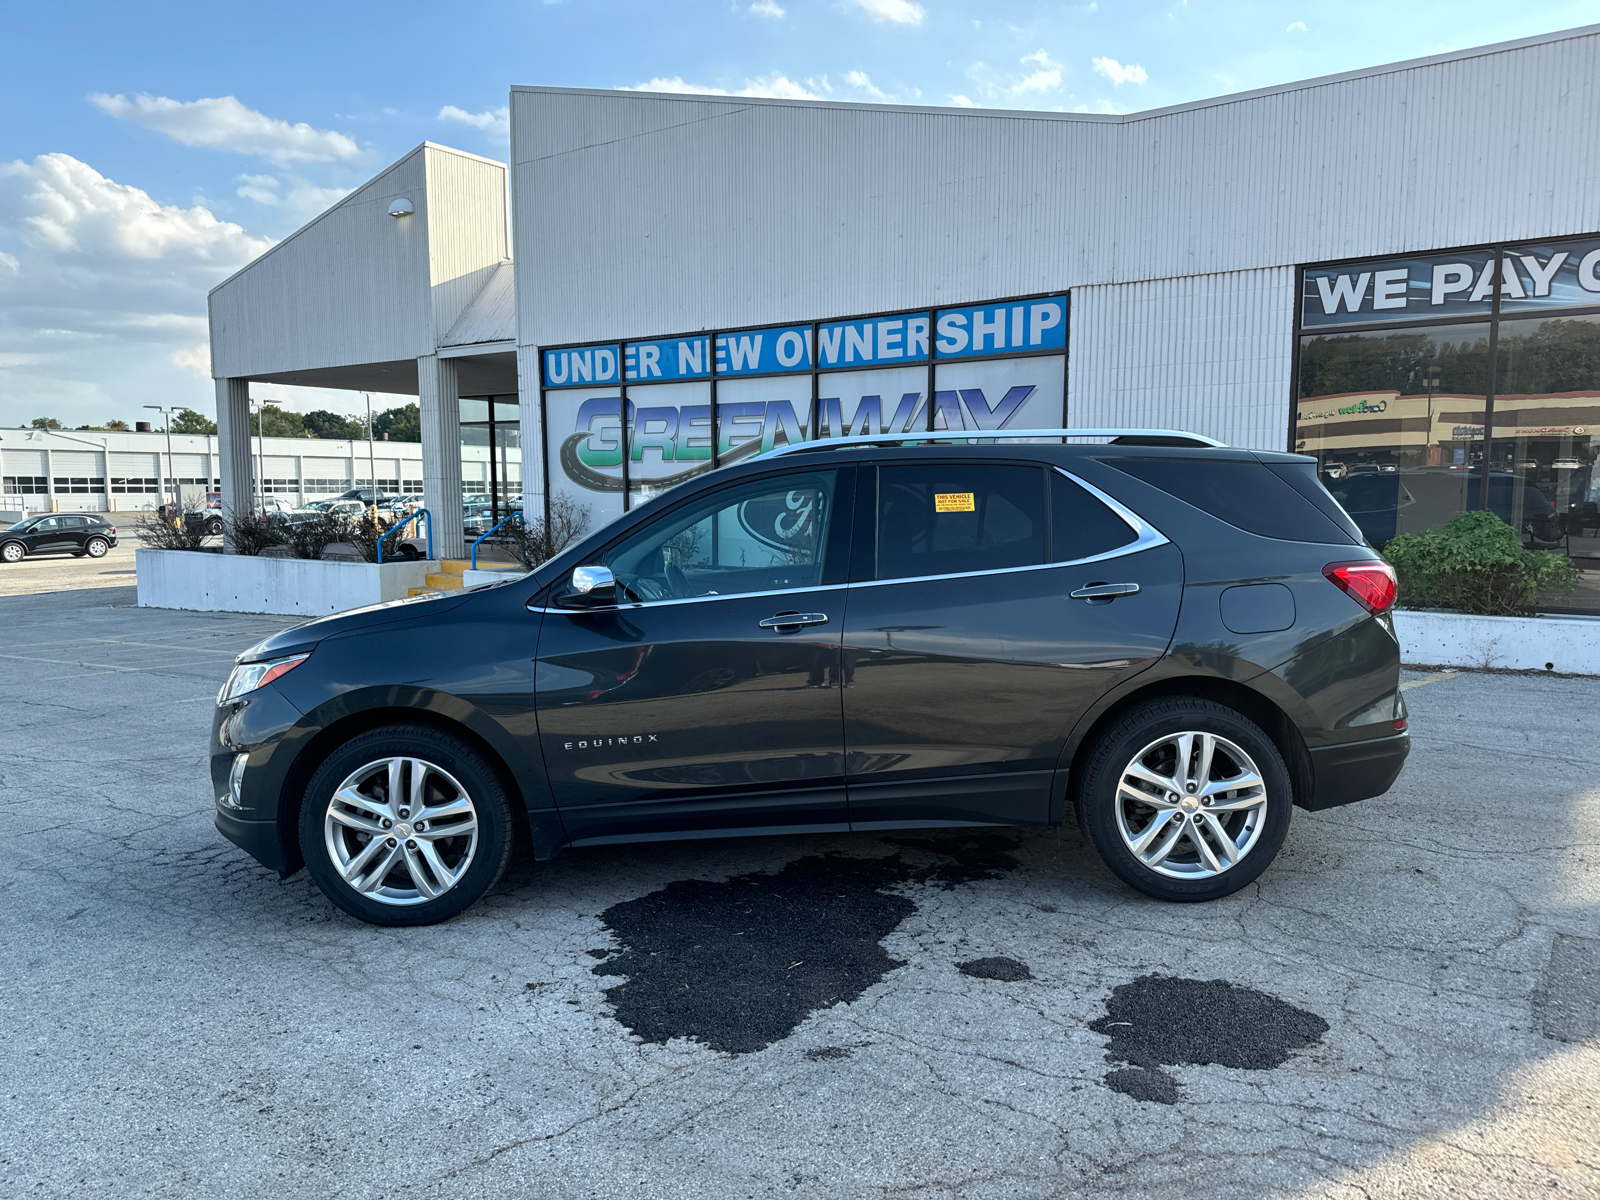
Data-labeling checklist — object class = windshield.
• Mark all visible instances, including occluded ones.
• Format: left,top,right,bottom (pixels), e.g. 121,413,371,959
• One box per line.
6,517,38,531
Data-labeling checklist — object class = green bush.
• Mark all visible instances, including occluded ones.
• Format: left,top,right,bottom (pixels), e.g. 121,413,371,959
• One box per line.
1383,510,1576,616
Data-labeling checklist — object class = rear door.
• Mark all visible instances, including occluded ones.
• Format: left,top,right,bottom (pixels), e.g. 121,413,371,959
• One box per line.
842,460,1183,828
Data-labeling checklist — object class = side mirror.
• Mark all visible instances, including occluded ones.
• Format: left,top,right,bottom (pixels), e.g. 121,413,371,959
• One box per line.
557,564,617,609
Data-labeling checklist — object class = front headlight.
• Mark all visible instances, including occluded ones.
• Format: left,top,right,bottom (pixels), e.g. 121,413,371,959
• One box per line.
218,652,310,705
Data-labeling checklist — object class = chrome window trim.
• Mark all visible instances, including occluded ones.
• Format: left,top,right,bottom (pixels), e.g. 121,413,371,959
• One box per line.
529,467,1168,610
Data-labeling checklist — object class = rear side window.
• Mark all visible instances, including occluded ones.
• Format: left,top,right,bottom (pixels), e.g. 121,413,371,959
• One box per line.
1051,473,1137,561
1103,457,1356,544
1266,462,1366,543
876,463,1045,580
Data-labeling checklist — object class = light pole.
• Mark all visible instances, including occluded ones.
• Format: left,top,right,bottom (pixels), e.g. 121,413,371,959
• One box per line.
1422,367,1442,467
247,395,267,513
364,393,378,521
143,404,178,517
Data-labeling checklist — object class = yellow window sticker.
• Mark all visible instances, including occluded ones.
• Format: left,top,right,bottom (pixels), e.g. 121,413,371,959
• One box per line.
935,492,976,513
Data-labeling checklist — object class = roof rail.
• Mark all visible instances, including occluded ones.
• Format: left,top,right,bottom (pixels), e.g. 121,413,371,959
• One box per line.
759,427,1226,459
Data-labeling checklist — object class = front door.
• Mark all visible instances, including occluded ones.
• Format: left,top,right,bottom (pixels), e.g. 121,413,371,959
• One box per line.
535,466,855,843
842,460,1183,828
27,517,74,554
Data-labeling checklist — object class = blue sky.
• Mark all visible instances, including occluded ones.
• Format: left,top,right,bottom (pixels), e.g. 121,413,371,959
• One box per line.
3,0,1597,427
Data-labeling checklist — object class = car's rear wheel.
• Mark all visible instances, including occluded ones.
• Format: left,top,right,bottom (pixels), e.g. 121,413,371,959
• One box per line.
85,537,109,558
1,541,24,564
1075,698,1291,902
299,724,516,926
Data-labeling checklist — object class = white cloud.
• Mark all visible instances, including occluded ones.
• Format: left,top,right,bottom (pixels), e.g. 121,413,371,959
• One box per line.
1286,21,1307,33
949,94,978,107
853,0,925,26
235,173,280,205
750,0,785,16
1091,56,1148,86
624,74,821,100
1014,49,1064,94
439,104,511,139
89,93,360,165
234,174,352,221
845,70,891,101
0,250,17,275
173,344,211,376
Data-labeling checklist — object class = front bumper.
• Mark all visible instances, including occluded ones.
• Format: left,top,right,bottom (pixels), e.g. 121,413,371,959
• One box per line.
216,809,292,874
1302,731,1410,811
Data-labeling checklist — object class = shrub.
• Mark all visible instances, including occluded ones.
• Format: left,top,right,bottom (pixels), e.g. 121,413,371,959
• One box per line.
284,511,347,560
1383,510,1577,616
225,508,288,557
340,511,388,564
133,509,210,552
494,495,591,571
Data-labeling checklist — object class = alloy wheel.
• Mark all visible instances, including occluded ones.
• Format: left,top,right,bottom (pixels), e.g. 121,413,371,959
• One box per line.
322,756,480,906
86,539,108,558
1,542,22,563
1113,731,1269,879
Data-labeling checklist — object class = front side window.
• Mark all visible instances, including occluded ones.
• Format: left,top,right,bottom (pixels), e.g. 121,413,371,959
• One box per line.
875,463,1045,580
602,470,838,602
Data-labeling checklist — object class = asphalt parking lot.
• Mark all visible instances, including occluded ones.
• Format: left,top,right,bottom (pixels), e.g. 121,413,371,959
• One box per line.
2,583,1597,1199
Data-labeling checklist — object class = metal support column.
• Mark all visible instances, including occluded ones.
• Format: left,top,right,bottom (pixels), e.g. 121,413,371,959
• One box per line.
418,354,464,561
214,377,254,540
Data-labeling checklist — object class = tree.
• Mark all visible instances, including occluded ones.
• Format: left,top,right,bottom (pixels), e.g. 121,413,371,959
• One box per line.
252,405,310,438
302,409,366,440
105,419,129,431
170,408,217,435
373,403,421,442
30,416,61,429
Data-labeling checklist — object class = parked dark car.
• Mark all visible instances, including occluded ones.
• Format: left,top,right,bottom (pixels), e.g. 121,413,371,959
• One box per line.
212,433,1409,926
1325,467,1562,546
1,513,118,563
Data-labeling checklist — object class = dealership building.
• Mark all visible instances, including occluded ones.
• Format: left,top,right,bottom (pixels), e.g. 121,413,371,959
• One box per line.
204,25,1600,609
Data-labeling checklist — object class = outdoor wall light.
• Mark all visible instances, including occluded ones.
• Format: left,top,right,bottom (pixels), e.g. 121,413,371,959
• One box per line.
388,197,415,218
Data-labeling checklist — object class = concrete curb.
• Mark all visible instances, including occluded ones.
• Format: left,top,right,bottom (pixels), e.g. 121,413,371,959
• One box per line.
1393,609,1600,674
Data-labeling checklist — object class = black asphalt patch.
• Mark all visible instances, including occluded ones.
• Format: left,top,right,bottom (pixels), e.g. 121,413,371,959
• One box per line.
1535,933,1600,1043
1090,975,1330,1104
957,956,1034,982
593,839,1020,1054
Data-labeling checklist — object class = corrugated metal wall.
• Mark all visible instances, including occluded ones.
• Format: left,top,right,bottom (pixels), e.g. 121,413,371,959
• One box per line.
210,149,435,378
422,146,510,343
1068,268,1296,450
511,28,1600,353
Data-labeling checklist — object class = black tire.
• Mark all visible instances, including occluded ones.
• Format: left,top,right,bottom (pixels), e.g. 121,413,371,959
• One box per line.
1075,698,1292,902
206,518,223,536
0,541,24,564
85,537,109,558
299,723,516,926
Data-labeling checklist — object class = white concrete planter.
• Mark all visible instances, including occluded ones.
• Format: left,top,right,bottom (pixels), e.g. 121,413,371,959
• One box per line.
461,567,529,589
135,547,438,616
1393,609,1600,674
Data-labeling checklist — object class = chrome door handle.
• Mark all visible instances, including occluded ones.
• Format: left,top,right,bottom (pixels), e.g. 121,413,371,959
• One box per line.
758,611,829,630
1070,582,1140,600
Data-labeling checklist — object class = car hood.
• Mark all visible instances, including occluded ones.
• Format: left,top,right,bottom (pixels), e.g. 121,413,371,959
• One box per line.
236,589,475,662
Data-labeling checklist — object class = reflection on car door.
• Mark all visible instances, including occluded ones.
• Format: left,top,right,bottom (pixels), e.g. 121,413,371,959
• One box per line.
842,462,1183,828
535,467,855,843
29,517,73,554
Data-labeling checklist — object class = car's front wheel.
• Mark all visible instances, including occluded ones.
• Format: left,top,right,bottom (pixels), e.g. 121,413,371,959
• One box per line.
0,541,24,564
1075,698,1292,902
299,724,516,926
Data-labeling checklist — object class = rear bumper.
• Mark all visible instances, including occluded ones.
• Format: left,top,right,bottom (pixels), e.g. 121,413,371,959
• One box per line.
1302,731,1410,811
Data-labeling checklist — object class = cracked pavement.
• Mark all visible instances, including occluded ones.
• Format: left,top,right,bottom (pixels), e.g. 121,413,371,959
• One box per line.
2,585,1597,1198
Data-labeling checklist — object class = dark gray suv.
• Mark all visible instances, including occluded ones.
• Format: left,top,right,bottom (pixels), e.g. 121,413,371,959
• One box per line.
212,433,1409,926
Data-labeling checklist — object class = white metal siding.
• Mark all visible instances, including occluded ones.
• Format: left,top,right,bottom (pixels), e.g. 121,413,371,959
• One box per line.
52,452,102,475
109,452,160,476
209,149,435,378
423,146,510,343
262,456,299,477
511,27,1600,351
1068,267,1296,451
3,449,47,475
169,453,208,476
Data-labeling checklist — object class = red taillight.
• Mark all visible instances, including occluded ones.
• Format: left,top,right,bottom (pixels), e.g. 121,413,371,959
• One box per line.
1323,560,1398,615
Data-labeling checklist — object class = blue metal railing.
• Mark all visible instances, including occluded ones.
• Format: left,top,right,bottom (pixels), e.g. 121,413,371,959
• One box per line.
377,508,433,564
470,511,523,570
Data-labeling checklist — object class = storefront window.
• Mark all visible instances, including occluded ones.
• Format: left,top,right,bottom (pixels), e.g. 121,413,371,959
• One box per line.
460,394,522,534
1297,235,1600,612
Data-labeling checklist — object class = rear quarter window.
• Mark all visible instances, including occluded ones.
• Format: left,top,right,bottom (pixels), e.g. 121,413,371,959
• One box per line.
1102,457,1356,544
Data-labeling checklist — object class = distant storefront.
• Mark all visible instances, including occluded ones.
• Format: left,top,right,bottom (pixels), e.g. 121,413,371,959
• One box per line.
1295,234,1600,608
